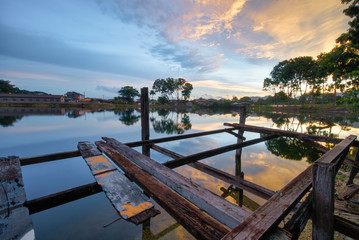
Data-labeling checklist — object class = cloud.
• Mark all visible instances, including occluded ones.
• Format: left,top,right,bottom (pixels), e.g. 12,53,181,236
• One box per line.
0,70,68,82
95,85,120,93
234,0,348,59
98,0,248,72
0,24,157,79
192,79,265,93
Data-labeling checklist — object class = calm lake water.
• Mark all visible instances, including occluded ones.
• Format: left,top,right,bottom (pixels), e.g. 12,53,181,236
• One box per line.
1,107,358,239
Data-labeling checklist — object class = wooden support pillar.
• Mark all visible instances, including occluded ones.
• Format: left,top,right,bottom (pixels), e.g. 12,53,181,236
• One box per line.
141,87,150,157
347,148,359,185
312,136,356,240
235,104,246,207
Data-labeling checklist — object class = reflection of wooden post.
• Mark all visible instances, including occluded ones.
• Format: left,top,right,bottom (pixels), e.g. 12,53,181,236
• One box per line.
235,104,246,207
141,87,150,157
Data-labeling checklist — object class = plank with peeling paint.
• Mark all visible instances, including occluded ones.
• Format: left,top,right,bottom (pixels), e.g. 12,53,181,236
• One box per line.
77,142,156,221
102,137,251,228
0,156,33,240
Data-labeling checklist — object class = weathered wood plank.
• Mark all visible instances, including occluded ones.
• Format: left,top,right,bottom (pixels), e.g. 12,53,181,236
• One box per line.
77,142,155,221
163,134,278,169
0,156,33,240
337,184,359,200
125,127,238,147
102,137,251,228
25,182,102,214
334,215,359,239
224,123,359,147
303,140,359,169
151,144,275,200
283,193,312,240
96,141,229,240
222,135,356,240
20,150,81,166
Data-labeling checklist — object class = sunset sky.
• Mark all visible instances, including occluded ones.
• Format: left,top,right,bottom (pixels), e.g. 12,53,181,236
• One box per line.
0,0,350,99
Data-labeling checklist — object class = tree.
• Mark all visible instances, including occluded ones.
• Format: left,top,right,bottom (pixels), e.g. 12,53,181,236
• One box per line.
182,82,193,100
336,0,359,49
0,80,20,93
117,86,140,104
152,78,193,102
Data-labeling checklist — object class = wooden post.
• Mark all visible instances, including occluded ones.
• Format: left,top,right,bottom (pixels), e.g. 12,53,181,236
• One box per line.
235,104,246,206
141,87,150,156
312,163,335,240
312,136,356,240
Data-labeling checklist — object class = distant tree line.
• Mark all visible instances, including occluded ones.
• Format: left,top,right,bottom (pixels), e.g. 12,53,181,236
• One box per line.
0,80,48,95
263,0,359,107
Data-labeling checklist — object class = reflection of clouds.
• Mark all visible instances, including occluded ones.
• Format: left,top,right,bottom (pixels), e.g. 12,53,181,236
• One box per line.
242,151,309,191
1,125,68,134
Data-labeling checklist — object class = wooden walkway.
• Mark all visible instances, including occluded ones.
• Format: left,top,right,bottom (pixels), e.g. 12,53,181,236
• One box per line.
2,89,359,239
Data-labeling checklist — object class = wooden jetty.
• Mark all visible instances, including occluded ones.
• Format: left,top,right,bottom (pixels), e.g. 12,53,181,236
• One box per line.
1,88,359,239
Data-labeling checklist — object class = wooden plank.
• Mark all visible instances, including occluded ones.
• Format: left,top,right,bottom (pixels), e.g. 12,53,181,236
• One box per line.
0,156,33,240
151,144,275,200
19,150,81,166
224,123,359,147
304,140,359,169
163,134,278,169
96,141,229,240
334,215,359,239
102,137,251,228
25,182,102,214
77,142,155,221
283,193,312,240
337,184,359,200
125,127,238,147
222,135,357,240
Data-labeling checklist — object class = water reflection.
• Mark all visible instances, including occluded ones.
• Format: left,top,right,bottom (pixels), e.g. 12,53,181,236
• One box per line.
0,115,23,127
114,108,141,126
263,135,323,163
150,109,192,134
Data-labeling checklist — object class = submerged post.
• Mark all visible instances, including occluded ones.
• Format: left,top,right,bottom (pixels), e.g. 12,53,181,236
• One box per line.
141,87,150,156
235,104,246,206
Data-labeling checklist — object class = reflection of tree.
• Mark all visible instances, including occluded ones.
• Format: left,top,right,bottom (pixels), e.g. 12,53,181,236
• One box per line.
220,185,260,212
264,135,323,163
0,116,23,127
115,109,140,126
151,111,192,135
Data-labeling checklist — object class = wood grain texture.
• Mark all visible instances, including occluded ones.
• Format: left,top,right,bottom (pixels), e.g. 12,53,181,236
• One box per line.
96,141,229,240
102,137,250,228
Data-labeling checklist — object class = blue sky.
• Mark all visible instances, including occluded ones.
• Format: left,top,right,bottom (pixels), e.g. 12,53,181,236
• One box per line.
0,0,349,99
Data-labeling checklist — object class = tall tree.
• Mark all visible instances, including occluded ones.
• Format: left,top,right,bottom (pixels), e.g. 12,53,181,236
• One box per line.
336,0,359,49
182,82,193,100
117,86,140,104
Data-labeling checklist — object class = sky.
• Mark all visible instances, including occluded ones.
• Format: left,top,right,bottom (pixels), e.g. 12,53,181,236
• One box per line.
0,0,350,99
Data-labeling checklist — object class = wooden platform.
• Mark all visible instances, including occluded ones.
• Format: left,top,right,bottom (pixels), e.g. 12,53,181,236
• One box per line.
78,141,160,224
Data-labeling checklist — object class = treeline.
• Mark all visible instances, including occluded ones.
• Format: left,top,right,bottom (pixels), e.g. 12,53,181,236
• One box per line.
115,77,193,105
263,0,359,108
0,80,48,95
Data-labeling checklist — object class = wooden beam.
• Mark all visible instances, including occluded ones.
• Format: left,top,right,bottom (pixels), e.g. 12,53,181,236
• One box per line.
304,140,359,169
125,127,238,147
102,137,250,228
78,142,156,221
224,123,359,147
163,134,278,169
96,141,229,240
151,144,275,200
334,215,359,239
25,182,102,214
283,193,312,240
20,150,81,166
312,135,356,240
222,135,356,240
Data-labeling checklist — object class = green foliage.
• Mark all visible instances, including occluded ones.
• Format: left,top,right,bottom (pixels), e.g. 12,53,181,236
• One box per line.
0,116,23,127
117,86,140,104
336,0,359,49
152,78,193,102
0,80,48,95
114,109,140,125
